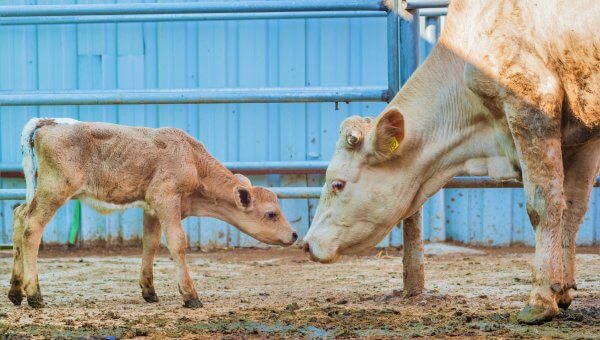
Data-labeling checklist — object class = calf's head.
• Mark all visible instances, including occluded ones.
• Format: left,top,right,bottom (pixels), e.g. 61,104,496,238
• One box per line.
304,108,426,263
203,174,298,246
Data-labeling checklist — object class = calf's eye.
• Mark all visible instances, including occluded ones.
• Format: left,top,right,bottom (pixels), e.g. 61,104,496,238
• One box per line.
265,211,278,220
331,180,346,192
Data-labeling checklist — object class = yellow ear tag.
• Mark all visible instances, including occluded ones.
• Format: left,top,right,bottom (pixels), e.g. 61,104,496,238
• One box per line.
387,137,399,153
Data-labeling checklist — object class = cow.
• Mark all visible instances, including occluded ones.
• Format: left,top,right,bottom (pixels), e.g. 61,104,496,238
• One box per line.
304,0,600,324
9,118,298,309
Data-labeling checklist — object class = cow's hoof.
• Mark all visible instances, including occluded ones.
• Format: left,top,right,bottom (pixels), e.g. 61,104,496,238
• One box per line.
8,289,23,306
26,292,44,309
557,296,572,310
183,298,203,309
517,304,555,324
143,292,159,303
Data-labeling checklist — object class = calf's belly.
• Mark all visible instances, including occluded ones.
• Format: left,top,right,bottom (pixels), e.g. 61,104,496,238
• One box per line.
77,195,155,216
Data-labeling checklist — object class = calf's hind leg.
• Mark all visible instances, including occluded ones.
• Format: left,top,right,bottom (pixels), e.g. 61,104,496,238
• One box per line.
556,143,600,309
140,212,162,303
21,192,66,308
8,204,27,305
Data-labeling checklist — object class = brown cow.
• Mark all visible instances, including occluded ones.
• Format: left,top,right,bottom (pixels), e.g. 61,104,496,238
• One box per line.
9,118,297,308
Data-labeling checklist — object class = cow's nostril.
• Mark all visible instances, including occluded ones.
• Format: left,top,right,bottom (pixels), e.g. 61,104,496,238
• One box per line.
291,232,298,242
303,242,310,253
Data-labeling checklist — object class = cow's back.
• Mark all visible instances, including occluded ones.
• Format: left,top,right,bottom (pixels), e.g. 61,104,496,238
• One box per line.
448,0,600,130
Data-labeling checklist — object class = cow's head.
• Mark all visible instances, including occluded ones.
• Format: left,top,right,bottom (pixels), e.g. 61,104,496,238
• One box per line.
304,108,427,263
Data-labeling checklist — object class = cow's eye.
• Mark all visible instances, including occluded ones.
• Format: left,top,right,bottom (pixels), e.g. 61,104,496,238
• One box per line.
265,211,278,220
331,180,346,193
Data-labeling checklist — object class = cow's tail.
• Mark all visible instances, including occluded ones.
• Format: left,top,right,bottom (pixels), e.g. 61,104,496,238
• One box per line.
21,117,79,203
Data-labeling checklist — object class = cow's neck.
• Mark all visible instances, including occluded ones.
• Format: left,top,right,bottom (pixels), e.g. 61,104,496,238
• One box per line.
390,43,518,209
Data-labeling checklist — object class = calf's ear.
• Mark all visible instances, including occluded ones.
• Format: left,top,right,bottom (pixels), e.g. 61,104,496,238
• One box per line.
234,186,253,210
234,173,252,186
367,107,404,161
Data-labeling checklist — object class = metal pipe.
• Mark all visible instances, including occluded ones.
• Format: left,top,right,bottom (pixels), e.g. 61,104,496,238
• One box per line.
0,161,330,176
0,86,390,106
418,8,447,16
0,1,390,17
386,0,400,97
399,9,420,86
402,0,450,10
2,178,599,201
0,11,386,26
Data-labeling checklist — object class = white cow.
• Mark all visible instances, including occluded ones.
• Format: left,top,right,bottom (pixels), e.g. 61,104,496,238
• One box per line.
304,0,600,324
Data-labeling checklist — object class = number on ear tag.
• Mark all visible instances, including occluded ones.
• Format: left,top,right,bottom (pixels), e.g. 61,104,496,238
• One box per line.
387,137,399,153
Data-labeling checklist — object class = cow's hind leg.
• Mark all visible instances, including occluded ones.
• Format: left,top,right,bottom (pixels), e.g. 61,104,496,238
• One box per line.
556,143,600,309
21,192,66,308
8,204,27,305
140,211,161,303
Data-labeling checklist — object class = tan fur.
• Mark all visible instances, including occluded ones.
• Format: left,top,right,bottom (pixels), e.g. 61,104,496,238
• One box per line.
9,120,296,308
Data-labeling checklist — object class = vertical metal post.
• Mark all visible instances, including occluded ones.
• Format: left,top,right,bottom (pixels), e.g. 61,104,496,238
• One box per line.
422,14,445,242
399,8,420,85
386,0,400,99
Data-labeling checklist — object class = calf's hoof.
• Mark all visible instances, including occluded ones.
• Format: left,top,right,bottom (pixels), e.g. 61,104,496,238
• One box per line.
517,304,556,324
557,290,573,310
8,289,24,306
143,292,159,303
183,298,203,309
26,292,45,309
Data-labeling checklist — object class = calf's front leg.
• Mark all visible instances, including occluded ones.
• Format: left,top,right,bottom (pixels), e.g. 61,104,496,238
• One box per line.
153,199,201,308
140,211,162,303
402,208,424,297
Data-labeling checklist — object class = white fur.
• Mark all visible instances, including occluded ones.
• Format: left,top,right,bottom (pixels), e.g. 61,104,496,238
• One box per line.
21,117,80,203
78,195,156,216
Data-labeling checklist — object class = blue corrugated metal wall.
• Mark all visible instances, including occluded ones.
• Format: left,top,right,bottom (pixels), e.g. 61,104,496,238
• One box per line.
0,1,598,247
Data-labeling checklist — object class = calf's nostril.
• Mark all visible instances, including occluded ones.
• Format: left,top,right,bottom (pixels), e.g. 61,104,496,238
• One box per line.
291,232,298,242
303,242,310,253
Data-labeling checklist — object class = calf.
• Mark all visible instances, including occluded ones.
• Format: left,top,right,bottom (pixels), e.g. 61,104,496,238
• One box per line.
9,118,297,308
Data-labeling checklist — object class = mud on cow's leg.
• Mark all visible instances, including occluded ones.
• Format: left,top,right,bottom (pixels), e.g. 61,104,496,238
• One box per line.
140,212,162,303
8,204,27,305
556,144,600,310
153,197,201,308
504,94,565,324
402,208,425,297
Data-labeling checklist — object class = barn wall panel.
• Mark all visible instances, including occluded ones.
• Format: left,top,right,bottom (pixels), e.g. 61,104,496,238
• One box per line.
0,1,597,247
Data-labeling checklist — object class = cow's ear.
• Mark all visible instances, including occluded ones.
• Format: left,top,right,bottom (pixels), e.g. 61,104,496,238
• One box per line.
234,186,253,210
367,107,404,160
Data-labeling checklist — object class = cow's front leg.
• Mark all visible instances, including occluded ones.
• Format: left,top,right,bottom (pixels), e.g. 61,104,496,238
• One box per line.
402,208,424,297
153,199,201,308
8,204,27,305
140,211,162,303
504,93,564,324
557,144,600,309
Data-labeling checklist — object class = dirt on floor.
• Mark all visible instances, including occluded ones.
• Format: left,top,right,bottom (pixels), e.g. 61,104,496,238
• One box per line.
0,244,598,339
